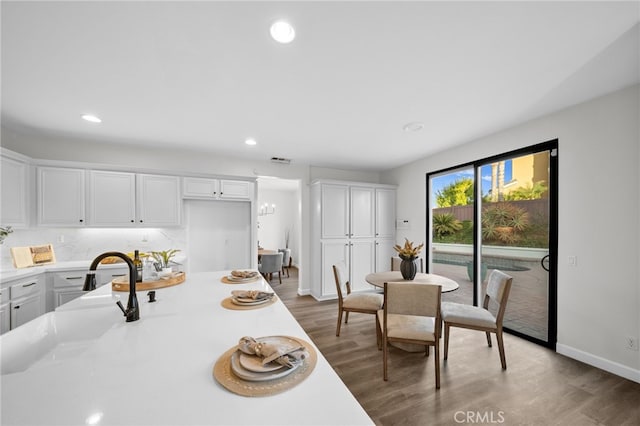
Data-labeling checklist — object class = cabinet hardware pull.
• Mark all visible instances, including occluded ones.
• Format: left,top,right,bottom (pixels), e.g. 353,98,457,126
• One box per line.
139,220,143,223
22,282,37,287
111,274,126,277
14,305,20,309
65,277,83,280
131,219,134,223
79,219,84,223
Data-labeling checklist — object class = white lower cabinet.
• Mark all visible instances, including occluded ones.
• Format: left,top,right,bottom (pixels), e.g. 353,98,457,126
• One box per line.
7,275,45,330
50,266,128,310
0,287,10,334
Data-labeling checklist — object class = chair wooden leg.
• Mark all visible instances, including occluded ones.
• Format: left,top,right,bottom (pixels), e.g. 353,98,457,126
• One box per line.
425,346,430,357
434,342,440,389
344,311,350,324
278,271,282,284
383,336,388,381
444,323,450,360
336,309,343,336
486,331,492,347
375,316,382,350
496,330,507,369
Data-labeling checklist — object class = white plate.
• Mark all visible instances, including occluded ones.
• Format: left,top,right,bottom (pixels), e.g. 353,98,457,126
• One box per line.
226,275,259,283
230,351,299,381
230,297,271,306
239,353,285,373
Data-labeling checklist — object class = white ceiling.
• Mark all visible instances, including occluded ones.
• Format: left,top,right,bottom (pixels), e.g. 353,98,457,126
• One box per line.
2,1,639,171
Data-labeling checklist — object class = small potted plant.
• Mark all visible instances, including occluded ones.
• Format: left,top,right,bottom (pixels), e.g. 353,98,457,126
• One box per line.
393,238,424,280
151,249,181,276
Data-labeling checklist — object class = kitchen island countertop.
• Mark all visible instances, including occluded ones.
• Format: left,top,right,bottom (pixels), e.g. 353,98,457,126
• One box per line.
1,270,373,425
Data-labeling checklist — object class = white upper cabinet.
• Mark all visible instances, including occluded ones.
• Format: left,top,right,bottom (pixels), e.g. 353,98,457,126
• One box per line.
37,167,86,226
183,177,220,199
321,184,350,239
375,188,396,239
350,186,375,238
220,180,252,199
88,170,136,226
1,154,29,227
136,174,181,226
183,177,252,200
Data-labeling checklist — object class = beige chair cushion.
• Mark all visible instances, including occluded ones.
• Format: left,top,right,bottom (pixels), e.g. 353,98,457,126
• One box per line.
343,292,383,310
441,302,496,328
377,311,436,342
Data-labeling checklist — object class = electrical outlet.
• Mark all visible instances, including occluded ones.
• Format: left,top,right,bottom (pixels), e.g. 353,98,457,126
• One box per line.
57,234,65,243
567,256,577,266
625,336,639,351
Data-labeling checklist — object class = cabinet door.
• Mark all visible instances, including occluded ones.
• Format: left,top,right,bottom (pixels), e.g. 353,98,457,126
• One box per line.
375,238,397,272
350,186,375,238
88,170,136,226
321,240,349,297
183,177,219,199
37,167,85,226
349,240,375,291
55,289,85,308
1,155,28,227
0,303,10,334
136,174,181,226
220,180,252,200
375,188,396,239
10,294,42,329
321,184,349,239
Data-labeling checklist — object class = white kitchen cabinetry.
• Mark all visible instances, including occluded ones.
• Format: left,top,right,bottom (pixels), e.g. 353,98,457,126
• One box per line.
183,177,252,200
311,180,396,300
50,266,127,310
88,170,137,226
1,152,30,228
136,174,181,226
7,275,45,330
0,287,10,334
88,171,181,227
37,167,86,226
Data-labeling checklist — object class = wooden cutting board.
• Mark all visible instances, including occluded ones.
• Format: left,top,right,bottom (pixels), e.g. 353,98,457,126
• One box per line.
112,271,186,292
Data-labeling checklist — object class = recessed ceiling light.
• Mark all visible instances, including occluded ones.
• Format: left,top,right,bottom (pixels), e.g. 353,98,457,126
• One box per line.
403,122,424,132
245,138,257,146
270,20,295,44
81,114,102,123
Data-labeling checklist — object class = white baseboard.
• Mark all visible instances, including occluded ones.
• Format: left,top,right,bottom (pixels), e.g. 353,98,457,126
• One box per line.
556,344,640,383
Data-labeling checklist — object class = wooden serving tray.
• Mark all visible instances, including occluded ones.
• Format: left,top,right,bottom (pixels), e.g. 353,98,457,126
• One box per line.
112,271,186,292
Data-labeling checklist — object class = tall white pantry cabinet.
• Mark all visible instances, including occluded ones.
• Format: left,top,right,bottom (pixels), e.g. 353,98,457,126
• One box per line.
310,180,397,300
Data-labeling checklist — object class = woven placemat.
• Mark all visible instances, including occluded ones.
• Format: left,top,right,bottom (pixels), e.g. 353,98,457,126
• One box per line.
213,337,317,397
220,275,262,284
220,296,278,311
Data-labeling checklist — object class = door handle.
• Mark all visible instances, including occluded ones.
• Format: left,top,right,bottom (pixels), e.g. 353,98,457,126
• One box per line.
541,254,550,272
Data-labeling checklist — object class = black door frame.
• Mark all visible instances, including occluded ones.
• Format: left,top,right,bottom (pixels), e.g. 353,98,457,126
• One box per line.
426,139,558,349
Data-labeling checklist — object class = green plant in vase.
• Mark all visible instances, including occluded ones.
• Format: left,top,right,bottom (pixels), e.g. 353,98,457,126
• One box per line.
151,249,181,275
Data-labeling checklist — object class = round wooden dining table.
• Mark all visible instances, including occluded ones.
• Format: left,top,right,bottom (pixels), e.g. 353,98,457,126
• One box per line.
365,271,459,293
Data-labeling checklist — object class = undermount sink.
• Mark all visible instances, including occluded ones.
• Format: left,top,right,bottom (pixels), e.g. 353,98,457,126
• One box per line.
0,306,119,375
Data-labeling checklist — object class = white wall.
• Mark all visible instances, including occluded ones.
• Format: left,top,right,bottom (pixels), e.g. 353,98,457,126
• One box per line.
382,84,640,382
0,126,381,295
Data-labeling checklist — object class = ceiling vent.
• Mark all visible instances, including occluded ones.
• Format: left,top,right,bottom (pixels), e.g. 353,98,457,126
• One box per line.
270,157,291,165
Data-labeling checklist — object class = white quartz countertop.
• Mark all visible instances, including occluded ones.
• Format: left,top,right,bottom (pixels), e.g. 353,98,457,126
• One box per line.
1,270,373,425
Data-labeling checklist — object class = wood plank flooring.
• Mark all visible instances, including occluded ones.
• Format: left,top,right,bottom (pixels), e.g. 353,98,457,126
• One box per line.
271,268,640,426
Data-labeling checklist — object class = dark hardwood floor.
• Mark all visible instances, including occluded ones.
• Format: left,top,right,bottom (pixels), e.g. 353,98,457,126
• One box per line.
270,268,640,426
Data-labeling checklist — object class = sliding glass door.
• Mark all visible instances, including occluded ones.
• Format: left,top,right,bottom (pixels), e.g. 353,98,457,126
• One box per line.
428,141,557,348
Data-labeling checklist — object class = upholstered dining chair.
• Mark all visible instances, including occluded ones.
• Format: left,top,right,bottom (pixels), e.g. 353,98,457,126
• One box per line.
390,256,424,273
258,252,284,284
278,248,292,277
376,282,442,388
333,262,383,337
441,269,513,369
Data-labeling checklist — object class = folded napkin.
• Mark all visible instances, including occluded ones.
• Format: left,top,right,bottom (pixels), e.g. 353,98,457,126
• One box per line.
238,336,308,368
231,290,274,300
